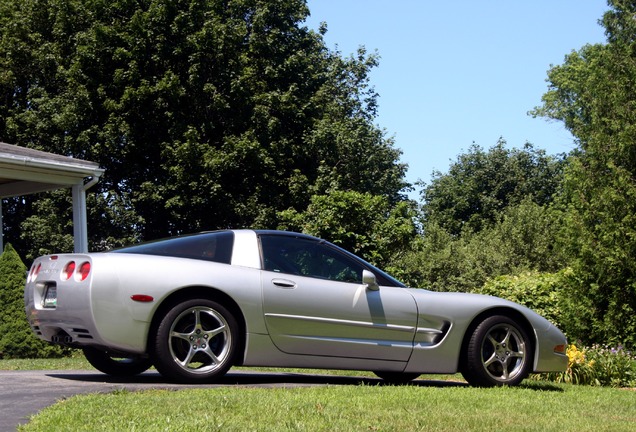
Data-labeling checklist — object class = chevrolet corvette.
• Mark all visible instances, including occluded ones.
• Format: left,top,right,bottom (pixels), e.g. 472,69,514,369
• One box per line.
24,229,567,386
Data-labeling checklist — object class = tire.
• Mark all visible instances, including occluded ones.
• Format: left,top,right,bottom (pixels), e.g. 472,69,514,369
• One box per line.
82,347,153,377
461,315,532,387
374,371,420,384
152,299,238,383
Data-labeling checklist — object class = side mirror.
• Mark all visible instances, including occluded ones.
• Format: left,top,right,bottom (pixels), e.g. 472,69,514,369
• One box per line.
362,270,380,291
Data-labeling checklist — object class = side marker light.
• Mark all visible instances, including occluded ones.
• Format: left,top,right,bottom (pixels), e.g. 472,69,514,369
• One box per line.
131,294,154,303
554,344,566,354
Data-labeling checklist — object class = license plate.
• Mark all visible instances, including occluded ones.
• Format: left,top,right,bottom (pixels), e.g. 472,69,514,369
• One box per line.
43,285,57,308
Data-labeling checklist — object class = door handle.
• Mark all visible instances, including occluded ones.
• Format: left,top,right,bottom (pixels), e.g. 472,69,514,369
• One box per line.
272,278,297,289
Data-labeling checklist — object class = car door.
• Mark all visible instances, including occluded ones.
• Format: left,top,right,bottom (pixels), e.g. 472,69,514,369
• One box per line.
260,234,418,361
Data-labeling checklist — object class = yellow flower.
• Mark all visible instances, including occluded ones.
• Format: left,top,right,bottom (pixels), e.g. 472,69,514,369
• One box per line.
566,344,586,367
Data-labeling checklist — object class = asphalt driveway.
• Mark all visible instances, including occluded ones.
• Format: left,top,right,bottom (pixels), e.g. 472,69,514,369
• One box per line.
0,369,465,431
0,370,367,431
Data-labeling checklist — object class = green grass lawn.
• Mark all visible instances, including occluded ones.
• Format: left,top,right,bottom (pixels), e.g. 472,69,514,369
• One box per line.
3,358,635,431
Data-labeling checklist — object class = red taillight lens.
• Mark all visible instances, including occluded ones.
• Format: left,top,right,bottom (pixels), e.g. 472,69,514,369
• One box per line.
77,261,91,281
62,261,76,281
29,263,42,282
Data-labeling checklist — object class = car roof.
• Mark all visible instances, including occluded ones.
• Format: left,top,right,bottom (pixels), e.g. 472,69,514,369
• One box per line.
249,230,319,240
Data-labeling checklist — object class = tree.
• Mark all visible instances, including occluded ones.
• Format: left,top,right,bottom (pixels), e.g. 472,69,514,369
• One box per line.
0,243,66,358
400,198,565,292
532,0,636,347
401,141,566,291
420,140,565,237
0,0,408,258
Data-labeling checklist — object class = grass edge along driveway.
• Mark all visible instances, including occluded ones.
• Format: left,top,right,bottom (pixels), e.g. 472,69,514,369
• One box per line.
17,377,636,432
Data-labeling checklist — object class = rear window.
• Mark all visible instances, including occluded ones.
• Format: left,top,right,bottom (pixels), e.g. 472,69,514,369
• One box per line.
112,231,234,264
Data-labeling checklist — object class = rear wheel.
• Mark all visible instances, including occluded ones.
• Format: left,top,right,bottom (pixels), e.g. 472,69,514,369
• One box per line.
82,347,153,377
152,299,238,383
461,315,532,387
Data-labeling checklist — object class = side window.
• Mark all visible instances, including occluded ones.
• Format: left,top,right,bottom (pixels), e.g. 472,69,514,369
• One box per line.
114,231,234,264
260,235,365,283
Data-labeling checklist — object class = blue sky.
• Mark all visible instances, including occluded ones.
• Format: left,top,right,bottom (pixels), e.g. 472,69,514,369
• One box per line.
304,1,608,195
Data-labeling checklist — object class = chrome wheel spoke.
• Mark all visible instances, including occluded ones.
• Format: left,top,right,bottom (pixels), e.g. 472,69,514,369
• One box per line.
486,334,499,349
206,323,227,339
500,361,511,380
171,329,193,343
483,352,498,367
179,345,198,368
501,328,512,346
201,344,221,364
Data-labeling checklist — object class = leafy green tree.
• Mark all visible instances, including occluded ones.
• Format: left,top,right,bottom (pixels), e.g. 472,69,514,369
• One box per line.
401,199,565,291
532,0,636,347
0,243,66,358
420,140,565,237
0,0,408,258
408,141,566,291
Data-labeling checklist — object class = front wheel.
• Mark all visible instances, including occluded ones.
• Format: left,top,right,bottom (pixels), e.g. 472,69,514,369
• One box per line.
82,347,153,376
461,315,532,387
152,299,238,383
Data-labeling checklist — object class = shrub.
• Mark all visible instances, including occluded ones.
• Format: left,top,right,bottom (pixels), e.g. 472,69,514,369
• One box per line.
0,243,69,358
472,271,564,330
554,266,636,349
585,344,636,387
539,343,636,387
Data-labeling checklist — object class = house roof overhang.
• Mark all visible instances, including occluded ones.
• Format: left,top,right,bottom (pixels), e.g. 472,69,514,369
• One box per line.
0,142,105,254
0,142,104,198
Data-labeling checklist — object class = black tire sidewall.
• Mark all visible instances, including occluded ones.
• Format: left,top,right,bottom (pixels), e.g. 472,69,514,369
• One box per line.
82,346,152,376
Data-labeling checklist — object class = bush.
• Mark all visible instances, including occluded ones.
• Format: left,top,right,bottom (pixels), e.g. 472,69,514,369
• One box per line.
0,243,69,358
472,268,614,347
400,199,566,292
555,264,636,349
540,343,636,388
585,344,636,387
472,271,565,331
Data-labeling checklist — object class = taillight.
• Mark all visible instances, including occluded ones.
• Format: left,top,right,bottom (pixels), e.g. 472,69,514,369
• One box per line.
61,261,76,281
77,261,91,281
29,263,41,282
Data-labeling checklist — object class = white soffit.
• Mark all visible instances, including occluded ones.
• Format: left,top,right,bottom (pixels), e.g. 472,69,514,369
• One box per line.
0,142,104,198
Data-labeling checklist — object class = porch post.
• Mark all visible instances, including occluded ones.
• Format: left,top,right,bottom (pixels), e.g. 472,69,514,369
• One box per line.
72,183,88,253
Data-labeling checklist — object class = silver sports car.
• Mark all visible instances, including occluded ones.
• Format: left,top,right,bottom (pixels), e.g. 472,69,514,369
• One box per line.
24,230,567,386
